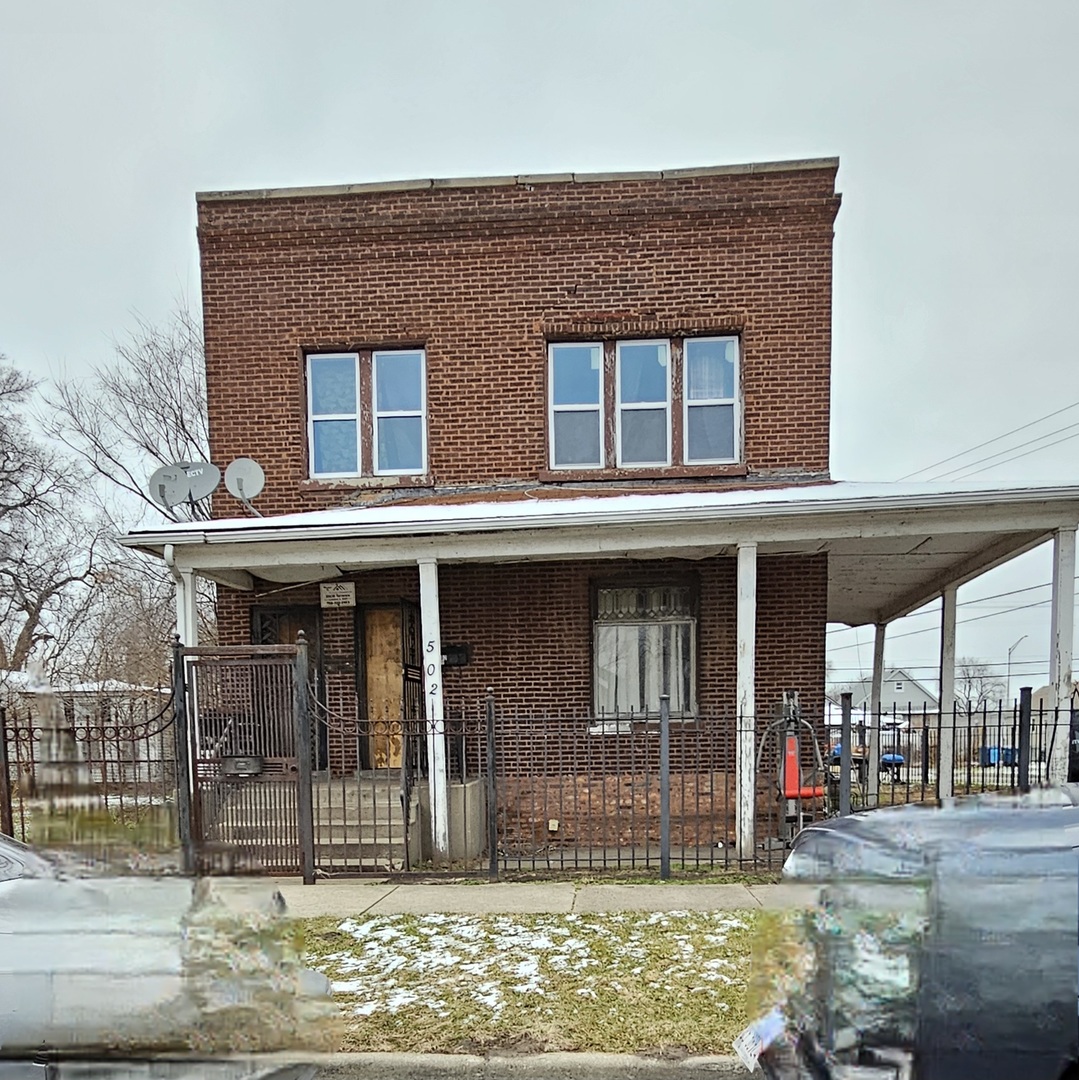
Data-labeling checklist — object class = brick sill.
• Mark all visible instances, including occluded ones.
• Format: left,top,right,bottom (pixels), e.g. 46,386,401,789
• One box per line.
537,465,749,483
300,475,433,493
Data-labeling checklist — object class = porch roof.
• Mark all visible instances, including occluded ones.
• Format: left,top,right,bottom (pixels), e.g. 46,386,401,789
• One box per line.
120,480,1079,628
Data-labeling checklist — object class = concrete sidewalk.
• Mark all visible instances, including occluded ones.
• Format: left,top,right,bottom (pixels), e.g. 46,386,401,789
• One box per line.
262,878,820,919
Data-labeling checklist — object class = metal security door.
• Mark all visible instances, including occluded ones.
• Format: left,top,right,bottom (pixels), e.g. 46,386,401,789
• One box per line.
185,644,305,874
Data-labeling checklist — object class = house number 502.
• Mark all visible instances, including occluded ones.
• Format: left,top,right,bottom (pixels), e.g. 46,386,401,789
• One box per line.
426,641,438,696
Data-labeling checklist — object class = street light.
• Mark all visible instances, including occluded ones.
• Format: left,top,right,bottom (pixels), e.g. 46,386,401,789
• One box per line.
1007,635,1028,705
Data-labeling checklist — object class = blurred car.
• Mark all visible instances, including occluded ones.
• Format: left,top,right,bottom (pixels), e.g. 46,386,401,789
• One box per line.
0,833,331,1079
764,791,1079,1080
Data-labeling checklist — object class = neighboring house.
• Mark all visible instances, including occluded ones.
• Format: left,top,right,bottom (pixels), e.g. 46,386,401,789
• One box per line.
121,159,1079,854
826,668,939,720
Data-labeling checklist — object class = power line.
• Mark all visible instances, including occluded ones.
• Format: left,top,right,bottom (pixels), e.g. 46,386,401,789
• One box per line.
826,597,1052,652
924,419,1079,482
950,427,1079,481
825,579,1060,634
897,398,1079,481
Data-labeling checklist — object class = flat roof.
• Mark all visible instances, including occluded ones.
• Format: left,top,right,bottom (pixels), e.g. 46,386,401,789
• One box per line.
196,157,840,203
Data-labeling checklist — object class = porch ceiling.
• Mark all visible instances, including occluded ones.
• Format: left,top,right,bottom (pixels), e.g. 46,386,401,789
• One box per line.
121,481,1079,630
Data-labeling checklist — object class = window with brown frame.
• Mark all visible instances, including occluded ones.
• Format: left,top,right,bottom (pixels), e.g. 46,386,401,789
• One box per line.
592,583,698,724
548,336,740,471
306,349,427,478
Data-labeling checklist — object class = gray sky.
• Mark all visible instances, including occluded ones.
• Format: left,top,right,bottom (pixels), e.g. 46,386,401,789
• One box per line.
3,0,1078,692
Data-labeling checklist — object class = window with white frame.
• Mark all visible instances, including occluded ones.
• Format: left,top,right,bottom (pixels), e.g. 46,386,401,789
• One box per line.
307,349,427,478
308,353,361,477
373,349,426,474
547,336,740,471
684,337,739,463
617,340,671,466
593,584,696,720
549,343,604,468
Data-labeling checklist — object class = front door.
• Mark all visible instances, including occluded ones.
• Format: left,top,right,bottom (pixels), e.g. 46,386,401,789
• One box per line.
251,606,326,768
360,602,423,769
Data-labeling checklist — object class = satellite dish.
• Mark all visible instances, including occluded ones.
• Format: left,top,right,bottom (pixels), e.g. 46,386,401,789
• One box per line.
225,458,266,502
183,462,221,502
147,465,190,509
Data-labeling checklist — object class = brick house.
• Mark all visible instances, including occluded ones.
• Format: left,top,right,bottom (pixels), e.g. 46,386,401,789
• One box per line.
125,159,1079,865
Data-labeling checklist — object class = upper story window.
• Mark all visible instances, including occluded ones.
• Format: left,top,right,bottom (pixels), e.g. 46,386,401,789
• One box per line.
549,343,603,468
684,337,738,463
617,340,671,466
373,350,426,474
548,336,740,472
307,349,426,479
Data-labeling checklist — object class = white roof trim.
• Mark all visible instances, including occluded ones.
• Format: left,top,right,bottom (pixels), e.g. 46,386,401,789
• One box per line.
121,480,1079,550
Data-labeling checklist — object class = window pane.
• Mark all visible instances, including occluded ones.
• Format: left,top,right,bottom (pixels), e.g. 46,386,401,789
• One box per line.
620,408,667,464
310,356,357,416
619,343,667,404
594,619,694,717
595,624,643,716
552,345,601,406
553,410,602,466
312,419,357,474
375,351,423,412
685,339,737,400
687,404,735,461
377,415,423,472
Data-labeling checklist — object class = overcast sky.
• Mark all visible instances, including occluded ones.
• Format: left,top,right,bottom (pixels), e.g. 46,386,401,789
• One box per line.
3,0,1078,693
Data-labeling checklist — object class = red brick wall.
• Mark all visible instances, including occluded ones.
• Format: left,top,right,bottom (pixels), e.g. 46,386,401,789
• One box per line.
198,164,839,516
216,552,826,725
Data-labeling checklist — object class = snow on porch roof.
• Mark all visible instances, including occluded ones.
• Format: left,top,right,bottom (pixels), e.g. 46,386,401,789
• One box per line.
122,479,1079,547
120,479,1079,628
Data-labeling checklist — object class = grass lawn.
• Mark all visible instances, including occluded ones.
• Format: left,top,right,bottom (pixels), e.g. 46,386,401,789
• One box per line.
304,909,760,1055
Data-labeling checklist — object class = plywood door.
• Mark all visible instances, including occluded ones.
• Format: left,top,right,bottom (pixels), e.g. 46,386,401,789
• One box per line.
365,607,404,768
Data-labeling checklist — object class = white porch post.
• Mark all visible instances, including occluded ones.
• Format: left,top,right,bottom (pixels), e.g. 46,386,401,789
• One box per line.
937,586,957,799
736,542,757,860
418,558,449,858
868,623,886,802
1048,527,1076,785
177,570,198,647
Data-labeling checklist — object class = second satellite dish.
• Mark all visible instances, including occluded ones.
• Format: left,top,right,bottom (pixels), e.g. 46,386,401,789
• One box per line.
224,458,266,501
184,462,221,502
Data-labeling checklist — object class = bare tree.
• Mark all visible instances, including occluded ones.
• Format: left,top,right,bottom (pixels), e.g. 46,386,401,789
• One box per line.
955,657,1006,711
43,304,211,523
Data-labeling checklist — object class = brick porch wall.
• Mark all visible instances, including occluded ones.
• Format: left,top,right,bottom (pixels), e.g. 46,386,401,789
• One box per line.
215,553,827,773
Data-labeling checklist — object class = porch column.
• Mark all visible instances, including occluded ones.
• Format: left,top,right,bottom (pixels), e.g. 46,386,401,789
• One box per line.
867,623,886,803
176,570,198,647
418,558,449,858
736,542,757,860
1048,526,1076,785
937,586,957,799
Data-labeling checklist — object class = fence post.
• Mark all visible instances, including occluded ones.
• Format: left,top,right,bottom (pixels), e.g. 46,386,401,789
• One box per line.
0,706,13,839
486,690,498,881
170,637,195,874
1018,686,1032,794
839,693,852,816
660,694,671,881
294,632,316,885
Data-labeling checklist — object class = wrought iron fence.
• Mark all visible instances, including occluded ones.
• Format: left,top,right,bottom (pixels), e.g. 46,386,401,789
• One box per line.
0,691,179,869
3,667,1071,880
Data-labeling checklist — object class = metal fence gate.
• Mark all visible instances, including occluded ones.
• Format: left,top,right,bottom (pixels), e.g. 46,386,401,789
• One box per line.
181,639,313,878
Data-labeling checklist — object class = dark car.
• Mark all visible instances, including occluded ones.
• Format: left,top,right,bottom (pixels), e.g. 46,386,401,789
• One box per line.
762,790,1079,1080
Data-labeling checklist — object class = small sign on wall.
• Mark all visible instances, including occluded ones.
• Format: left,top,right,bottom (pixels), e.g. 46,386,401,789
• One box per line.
319,582,356,608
